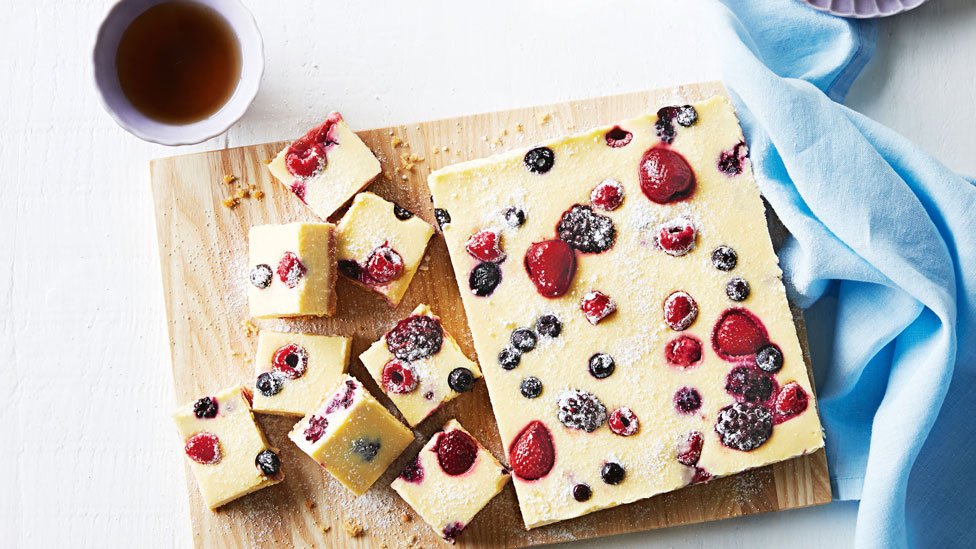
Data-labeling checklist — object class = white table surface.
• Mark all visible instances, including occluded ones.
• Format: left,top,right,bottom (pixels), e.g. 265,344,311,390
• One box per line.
2,0,974,547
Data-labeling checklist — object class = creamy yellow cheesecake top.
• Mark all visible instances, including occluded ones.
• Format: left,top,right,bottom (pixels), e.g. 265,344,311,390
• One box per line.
250,330,351,416
247,222,337,318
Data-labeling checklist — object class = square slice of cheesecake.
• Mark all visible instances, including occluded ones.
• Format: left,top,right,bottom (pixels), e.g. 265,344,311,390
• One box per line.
360,304,482,427
173,385,282,509
391,419,510,544
250,331,352,416
247,222,337,318
427,96,825,528
335,192,435,307
288,374,414,496
267,112,381,220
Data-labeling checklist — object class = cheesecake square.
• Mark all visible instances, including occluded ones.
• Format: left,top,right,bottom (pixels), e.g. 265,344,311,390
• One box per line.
392,420,510,544
250,331,352,416
173,385,282,509
427,96,825,528
288,374,414,496
267,112,381,220
247,222,337,318
360,304,482,427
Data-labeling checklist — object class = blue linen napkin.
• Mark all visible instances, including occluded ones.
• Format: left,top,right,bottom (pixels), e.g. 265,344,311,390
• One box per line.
707,1,976,547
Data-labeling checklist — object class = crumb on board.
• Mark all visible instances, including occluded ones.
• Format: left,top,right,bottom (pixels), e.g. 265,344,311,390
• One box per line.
242,319,259,338
222,174,237,184
304,500,316,510
263,158,272,165
391,135,403,148
399,512,411,523
399,152,425,171
253,190,265,200
515,123,524,132
222,197,240,209
344,518,364,537
319,523,331,534
536,112,551,125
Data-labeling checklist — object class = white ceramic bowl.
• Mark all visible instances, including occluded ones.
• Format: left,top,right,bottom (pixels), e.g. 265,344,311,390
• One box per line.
799,0,929,18
93,0,264,146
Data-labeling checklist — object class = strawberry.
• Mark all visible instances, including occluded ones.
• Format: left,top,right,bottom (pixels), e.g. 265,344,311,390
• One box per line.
639,147,695,204
436,430,478,476
509,420,554,481
524,240,576,298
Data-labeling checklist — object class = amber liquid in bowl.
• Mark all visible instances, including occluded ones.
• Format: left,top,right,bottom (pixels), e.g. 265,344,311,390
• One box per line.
115,1,242,125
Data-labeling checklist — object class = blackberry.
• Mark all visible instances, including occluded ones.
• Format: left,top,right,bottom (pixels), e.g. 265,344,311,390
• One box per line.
572,483,593,501
524,147,555,174
250,264,273,289
655,106,678,144
351,438,381,463
504,206,526,228
399,455,424,483
469,261,502,296
434,208,451,230
557,389,607,432
498,347,521,370
511,328,537,352
256,372,284,397
448,367,475,393
675,105,698,127
715,402,773,451
600,462,626,485
673,386,702,414
557,204,615,254
535,314,562,338
254,449,280,476
726,277,750,301
755,344,784,373
386,315,444,362
711,246,738,271
520,376,543,399
725,366,775,403
588,353,615,379
193,397,218,419
393,203,414,220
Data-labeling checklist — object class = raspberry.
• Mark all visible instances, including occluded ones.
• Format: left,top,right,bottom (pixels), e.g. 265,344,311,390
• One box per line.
755,344,784,373
365,245,404,284
663,291,698,331
386,315,444,362
504,206,526,228
465,229,507,263
557,205,615,254
588,353,616,380
691,467,712,484
590,179,625,211
604,126,633,148
639,147,695,204
469,261,502,296
509,421,555,481
665,335,703,368
399,455,424,483
285,139,326,178
277,252,306,288
676,431,704,466
289,180,307,202
600,462,625,485
511,328,537,352
557,389,607,432
608,407,640,436
775,382,809,418
673,386,702,414
712,308,768,358
524,240,576,298
193,397,218,419
272,344,308,379
436,429,478,476
581,291,616,325
711,246,738,271
185,432,221,465
448,368,475,393
657,217,697,256
250,264,272,289
255,449,280,476
524,147,555,174
535,314,562,338
304,416,329,443
434,208,451,230
381,360,419,394
726,277,750,301
726,366,775,403
715,402,773,451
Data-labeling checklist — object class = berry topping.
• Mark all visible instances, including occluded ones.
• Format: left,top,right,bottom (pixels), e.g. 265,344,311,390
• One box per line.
509,420,555,481
524,147,555,174
324,380,358,413
657,217,697,256
726,366,775,403
581,291,616,325
386,315,444,361
304,416,329,443
674,386,703,414
193,397,218,419
639,147,696,204
434,208,451,230
691,467,712,484
665,335,703,368
535,314,562,338
256,372,284,397
572,483,593,502
277,252,306,288
498,347,521,370
663,291,699,331
250,264,273,289
382,360,419,394
399,455,424,483
520,376,543,399
557,389,607,432
600,462,625,485
605,126,633,148
289,180,307,202
588,353,616,380
285,139,326,178
719,142,749,176
445,368,474,393
715,402,773,451
775,382,809,418
272,344,308,379
442,522,465,542
755,344,784,373
469,261,502,296
365,245,404,284
511,328,538,352
436,429,478,476
504,206,526,228
255,449,280,476
337,259,362,281
676,431,704,466
557,205,616,254
711,246,738,271
590,179,625,211
726,277,750,301
655,106,679,144
675,105,699,127
713,308,769,358
608,407,640,436
465,229,507,263
393,203,414,220
352,438,381,463
525,240,576,298
185,432,221,465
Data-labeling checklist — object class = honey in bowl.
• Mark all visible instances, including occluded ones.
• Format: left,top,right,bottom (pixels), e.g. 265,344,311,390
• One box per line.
115,1,242,125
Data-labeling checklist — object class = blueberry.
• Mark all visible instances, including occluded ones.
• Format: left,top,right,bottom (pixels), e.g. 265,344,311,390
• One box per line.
755,344,784,373
434,208,451,230
675,105,698,127
193,397,218,419
711,246,738,271
256,372,284,397
520,376,543,399
572,483,592,502
524,147,555,174
255,449,280,476
726,277,750,301
393,203,414,220
498,347,521,370
469,261,501,296
600,462,625,485
588,353,615,379
250,264,273,289
351,438,381,463
511,329,537,352
504,206,526,228
535,314,562,338
448,367,475,393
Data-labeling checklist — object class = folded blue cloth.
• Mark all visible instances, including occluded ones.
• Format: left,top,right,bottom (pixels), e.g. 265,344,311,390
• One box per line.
708,1,976,547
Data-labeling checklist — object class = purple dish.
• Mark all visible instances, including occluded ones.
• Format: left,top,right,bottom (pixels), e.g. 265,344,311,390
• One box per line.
798,0,928,18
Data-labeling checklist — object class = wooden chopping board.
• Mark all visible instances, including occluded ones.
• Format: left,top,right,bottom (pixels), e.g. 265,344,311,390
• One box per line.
150,81,830,549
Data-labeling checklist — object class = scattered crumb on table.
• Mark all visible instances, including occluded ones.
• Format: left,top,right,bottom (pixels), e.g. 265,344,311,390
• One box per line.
399,512,411,523
343,518,364,537
304,500,316,510
391,135,402,148
536,112,551,125
222,174,237,184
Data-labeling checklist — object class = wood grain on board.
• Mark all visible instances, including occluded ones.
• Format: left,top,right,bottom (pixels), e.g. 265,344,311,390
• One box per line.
150,81,830,549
